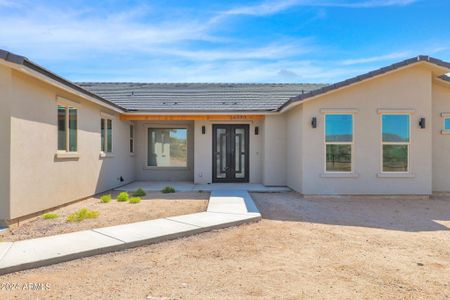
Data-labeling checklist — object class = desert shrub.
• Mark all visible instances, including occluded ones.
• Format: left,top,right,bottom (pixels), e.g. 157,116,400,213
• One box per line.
100,194,112,203
161,186,176,193
132,188,146,197
117,192,129,202
129,197,141,204
66,208,100,222
42,213,59,220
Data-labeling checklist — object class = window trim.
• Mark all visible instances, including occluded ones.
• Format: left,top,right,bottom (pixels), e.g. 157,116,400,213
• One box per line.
145,126,189,169
129,124,135,154
441,113,450,134
380,112,411,174
100,116,113,154
323,113,355,174
56,103,78,154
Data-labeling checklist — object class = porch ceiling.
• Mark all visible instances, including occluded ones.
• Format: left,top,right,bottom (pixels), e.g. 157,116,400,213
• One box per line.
120,114,265,121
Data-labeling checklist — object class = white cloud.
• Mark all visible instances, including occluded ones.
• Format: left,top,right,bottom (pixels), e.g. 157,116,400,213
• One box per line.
217,0,417,18
221,0,301,16
340,51,411,65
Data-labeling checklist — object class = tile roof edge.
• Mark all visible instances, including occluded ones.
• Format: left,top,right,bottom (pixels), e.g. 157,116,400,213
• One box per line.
278,55,450,112
0,49,127,112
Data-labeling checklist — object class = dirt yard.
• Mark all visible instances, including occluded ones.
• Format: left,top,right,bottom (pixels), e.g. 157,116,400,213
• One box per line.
0,192,449,299
0,191,209,242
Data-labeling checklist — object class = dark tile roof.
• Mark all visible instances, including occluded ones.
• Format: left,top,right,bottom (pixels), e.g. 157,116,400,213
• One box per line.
0,49,126,111
2,49,450,113
280,55,450,111
76,82,326,112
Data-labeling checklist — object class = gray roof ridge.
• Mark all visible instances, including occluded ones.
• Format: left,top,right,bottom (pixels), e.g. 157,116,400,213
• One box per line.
279,55,450,111
0,49,127,111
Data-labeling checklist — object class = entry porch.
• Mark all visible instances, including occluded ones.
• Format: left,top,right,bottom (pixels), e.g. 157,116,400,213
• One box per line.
123,114,285,186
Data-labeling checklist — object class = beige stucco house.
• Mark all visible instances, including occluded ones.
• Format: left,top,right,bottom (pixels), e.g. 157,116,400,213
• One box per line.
1,49,450,225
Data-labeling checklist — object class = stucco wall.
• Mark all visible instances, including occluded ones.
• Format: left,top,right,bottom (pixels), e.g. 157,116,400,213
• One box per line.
298,65,433,195
432,82,450,192
0,65,11,223
134,121,194,181
8,70,135,220
285,105,303,192
193,120,263,184
262,115,286,186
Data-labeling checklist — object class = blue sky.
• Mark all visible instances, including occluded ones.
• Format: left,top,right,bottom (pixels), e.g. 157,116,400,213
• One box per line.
0,0,448,83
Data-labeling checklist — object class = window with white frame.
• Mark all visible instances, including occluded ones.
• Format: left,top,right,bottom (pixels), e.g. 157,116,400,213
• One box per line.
381,114,410,172
129,124,134,153
57,105,78,152
443,116,450,132
148,128,187,167
324,114,353,172
101,117,113,153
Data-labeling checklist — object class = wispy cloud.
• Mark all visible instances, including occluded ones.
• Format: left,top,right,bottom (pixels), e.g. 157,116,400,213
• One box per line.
221,0,300,16
218,0,417,17
340,51,411,65
0,0,442,84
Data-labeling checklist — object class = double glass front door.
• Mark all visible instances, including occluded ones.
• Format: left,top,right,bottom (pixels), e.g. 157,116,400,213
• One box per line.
212,124,250,182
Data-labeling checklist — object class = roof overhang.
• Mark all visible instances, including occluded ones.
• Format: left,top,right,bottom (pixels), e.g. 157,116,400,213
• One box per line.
434,75,450,87
120,113,267,121
279,56,450,113
0,50,125,113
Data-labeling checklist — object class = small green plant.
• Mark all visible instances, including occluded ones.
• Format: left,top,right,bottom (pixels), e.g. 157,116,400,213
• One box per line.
100,194,112,203
117,192,129,202
161,186,176,193
129,197,141,204
42,213,59,220
132,188,146,197
66,208,100,222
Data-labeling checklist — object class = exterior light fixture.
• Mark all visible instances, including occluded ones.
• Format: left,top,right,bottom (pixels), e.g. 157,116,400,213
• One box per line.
255,126,259,135
311,117,317,128
202,126,206,134
419,118,426,129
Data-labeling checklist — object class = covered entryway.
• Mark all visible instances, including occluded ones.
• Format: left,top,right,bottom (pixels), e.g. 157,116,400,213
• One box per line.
212,124,250,183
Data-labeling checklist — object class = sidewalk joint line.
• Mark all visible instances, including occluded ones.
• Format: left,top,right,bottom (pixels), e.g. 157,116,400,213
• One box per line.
0,243,14,262
206,211,261,217
91,229,127,244
164,218,202,228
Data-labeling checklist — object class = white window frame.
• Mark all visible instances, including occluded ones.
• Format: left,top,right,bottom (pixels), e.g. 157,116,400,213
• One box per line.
380,112,411,174
323,113,354,174
129,124,135,154
441,113,450,134
100,113,113,154
145,126,189,169
56,99,79,154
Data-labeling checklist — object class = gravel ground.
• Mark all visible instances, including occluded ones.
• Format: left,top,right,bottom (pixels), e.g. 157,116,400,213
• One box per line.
0,192,449,299
0,191,209,242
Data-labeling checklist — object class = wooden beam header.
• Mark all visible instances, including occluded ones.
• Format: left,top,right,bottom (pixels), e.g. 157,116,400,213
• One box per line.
120,114,265,121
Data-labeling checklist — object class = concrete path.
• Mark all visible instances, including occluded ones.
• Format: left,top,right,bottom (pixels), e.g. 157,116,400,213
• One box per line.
117,181,291,193
0,190,261,275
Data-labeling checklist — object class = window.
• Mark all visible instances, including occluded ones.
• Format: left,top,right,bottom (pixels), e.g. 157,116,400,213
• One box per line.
381,114,410,172
57,105,77,152
444,117,450,131
101,118,113,153
148,128,187,167
129,124,134,153
325,114,353,172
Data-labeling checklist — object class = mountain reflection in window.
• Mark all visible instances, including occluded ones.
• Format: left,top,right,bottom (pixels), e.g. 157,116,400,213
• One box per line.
382,115,410,142
325,114,353,142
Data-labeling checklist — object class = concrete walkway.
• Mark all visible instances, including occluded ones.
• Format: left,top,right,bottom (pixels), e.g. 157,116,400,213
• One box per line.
0,190,261,275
